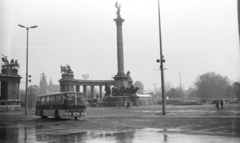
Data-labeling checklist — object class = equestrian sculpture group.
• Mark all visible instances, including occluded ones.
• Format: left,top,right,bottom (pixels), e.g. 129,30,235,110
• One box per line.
60,64,73,74
1,55,20,69
104,80,139,97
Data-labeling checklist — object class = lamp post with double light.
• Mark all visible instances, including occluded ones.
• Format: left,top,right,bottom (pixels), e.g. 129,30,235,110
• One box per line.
156,0,166,115
18,24,37,115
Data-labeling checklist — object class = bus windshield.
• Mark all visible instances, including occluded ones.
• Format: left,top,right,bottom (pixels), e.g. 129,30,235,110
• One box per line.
76,94,85,105
66,93,85,106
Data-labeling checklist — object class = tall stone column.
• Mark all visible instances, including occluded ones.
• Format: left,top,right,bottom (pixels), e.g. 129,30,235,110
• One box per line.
114,18,125,76
113,16,130,90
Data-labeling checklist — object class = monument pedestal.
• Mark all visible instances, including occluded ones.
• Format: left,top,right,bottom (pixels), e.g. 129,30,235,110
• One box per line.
113,75,129,89
99,96,139,107
59,73,74,92
0,68,22,111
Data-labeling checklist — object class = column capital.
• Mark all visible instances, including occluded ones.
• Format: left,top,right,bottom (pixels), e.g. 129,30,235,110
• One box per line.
114,18,124,25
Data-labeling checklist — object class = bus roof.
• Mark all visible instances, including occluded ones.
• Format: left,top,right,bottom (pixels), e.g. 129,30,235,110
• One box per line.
37,92,84,97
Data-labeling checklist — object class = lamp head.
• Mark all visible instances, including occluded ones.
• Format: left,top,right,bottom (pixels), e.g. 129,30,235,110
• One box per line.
18,24,26,28
30,26,38,28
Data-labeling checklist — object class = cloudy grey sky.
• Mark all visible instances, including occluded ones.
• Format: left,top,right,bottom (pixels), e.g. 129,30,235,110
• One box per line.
0,0,239,91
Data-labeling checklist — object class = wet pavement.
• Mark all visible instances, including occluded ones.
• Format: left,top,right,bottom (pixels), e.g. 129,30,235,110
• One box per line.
0,104,240,142
0,125,239,143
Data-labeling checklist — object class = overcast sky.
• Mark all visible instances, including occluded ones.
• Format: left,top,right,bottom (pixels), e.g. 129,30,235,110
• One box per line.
0,0,239,91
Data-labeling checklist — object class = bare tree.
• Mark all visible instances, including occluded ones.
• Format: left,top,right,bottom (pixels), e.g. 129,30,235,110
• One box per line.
233,82,240,99
194,72,231,99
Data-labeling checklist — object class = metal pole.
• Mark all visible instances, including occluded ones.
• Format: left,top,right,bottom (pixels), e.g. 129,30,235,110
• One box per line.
19,24,37,115
25,28,29,115
158,0,166,115
178,72,181,98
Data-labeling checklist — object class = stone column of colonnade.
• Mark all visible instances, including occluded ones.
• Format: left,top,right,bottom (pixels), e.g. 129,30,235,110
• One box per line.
91,85,94,99
17,82,20,101
83,85,87,98
76,85,80,92
99,85,102,99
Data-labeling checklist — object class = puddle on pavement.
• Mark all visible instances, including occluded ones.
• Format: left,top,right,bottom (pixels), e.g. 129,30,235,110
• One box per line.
0,126,239,143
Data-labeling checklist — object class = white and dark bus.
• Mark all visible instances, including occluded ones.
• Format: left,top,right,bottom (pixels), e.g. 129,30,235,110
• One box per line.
36,92,86,120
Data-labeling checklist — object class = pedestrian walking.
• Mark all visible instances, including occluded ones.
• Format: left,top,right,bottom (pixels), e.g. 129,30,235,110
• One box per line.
220,100,224,109
215,100,219,109
126,101,130,109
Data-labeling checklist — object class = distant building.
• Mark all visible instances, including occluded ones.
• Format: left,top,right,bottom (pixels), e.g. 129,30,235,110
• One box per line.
48,78,60,93
39,73,48,95
39,73,60,95
134,81,144,93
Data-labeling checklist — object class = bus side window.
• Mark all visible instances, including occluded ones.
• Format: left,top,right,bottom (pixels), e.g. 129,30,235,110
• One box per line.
38,98,41,105
50,95,55,104
46,96,50,104
62,94,66,104
39,97,41,105
56,95,61,104
36,98,39,105
41,97,45,104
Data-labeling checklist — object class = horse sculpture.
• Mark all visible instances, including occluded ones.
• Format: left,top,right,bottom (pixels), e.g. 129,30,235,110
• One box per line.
1,55,20,69
13,60,20,69
60,65,73,74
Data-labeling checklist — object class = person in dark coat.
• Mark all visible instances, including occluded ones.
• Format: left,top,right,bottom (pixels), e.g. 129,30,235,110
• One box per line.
126,101,130,109
220,100,224,109
215,100,219,109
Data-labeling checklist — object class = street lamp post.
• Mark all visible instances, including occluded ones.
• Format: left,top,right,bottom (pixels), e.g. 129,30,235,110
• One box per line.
178,72,181,98
18,24,37,115
157,0,166,115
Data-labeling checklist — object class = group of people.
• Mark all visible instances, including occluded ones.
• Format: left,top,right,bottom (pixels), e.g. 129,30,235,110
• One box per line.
215,100,224,109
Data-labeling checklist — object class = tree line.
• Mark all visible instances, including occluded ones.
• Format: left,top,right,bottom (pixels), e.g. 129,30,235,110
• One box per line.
20,71,240,108
152,72,240,100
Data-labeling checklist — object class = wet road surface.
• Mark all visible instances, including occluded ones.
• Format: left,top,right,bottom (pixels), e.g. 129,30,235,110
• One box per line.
0,124,239,143
0,104,240,142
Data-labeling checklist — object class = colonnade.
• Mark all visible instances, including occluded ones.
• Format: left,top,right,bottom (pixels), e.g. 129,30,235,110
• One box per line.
59,74,116,99
60,82,115,99
73,85,113,99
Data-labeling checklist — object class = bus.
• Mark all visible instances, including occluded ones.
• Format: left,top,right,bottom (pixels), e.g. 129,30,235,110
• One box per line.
36,92,86,120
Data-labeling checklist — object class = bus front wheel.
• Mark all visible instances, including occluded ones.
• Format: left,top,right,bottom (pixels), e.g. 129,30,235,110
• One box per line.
74,117,77,120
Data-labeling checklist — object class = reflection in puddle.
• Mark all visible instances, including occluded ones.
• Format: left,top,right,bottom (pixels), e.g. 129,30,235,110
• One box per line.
163,134,167,141
0,127,18,142
0,126,239,143
36,132,87,143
